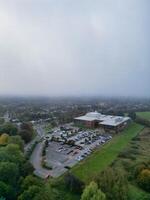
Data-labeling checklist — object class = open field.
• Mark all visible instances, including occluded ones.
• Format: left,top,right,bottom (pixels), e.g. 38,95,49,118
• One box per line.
136,111,150,120
71,123,144,182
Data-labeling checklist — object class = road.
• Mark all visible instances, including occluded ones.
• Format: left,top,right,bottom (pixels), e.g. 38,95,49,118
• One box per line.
29,125,52,179
30,141,51,179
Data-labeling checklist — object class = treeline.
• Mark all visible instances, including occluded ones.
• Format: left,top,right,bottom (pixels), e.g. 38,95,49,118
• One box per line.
0,137,34,199
63,169,129,200
126,111,150,127
135,117,150,127
0,122,35,144
0,133,61,200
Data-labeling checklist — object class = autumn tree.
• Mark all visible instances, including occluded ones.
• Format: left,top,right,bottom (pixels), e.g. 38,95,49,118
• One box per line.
0,134,9,145
137,169,150,192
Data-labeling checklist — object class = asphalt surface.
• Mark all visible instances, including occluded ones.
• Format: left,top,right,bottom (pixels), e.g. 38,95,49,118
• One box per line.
29,125,52,179
30,142,51,179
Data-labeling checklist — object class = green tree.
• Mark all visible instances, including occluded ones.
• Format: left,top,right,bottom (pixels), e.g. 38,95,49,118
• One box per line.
64,173,84,194
81,181,106,200
95,168,128,200
18,186,41,200
0,144,25,167
128,112,136,120
0,162,19,186
34,183,60,200
0,181,14,200
8,135,24,151
21,175,43,191
20,162,34,177
0,123,18,136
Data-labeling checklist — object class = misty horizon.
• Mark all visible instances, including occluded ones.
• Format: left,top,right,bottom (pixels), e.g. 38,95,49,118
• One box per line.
0,0,149,98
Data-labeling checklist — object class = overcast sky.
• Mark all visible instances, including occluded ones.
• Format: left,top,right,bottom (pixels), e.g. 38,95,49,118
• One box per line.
0,0,149,97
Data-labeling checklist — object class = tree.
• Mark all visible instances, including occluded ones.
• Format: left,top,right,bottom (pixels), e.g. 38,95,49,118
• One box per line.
18,186,41,200
95,168,129,200
19,123,34,143
8,135,24,151
0,123,18,136
0,134,9,145
0,181,14,200
135,117,150,127
34,182,60,200
128,112,136,120
21,175,43,191
81,181,106,200
20,162,34,177
0,144,25,174
137,169,150,192
0,162,19,186
64,173,84,194
19,130,33,143
20,123,34,133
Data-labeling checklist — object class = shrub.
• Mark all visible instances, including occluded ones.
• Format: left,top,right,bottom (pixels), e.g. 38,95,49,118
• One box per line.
137,169,150,192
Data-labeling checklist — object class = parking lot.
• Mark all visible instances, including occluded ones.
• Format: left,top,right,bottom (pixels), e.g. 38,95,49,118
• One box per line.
45,142,79,177
44,126,112,177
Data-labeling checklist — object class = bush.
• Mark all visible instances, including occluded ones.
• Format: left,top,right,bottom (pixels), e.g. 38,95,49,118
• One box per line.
121,160,132,171
137,169,150,192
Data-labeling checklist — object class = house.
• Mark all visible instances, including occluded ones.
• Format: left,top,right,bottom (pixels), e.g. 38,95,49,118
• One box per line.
74,111,131,131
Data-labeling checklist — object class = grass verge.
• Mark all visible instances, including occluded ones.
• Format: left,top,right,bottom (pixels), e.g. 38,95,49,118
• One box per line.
71,122,144,182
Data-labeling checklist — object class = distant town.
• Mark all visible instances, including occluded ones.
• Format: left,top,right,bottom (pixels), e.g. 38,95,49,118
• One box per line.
0,97,150,200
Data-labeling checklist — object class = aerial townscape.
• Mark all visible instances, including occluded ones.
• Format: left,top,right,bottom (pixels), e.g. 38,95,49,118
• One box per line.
0,97,150,200
0,0,150,200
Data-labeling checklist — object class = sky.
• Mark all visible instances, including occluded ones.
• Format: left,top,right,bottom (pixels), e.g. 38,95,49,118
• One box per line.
0,0,149,98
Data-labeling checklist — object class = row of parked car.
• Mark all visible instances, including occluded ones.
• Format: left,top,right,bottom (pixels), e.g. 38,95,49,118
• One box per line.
75,134,112,161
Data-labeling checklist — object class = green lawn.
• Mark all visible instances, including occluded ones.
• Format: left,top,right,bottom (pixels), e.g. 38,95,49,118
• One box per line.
136,111,150,120
72,123,144,182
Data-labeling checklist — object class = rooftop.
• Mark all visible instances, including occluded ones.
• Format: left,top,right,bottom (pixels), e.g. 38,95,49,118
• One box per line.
74,112,130,127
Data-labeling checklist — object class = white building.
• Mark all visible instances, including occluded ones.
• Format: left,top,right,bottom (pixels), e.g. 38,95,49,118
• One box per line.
74,111,131,131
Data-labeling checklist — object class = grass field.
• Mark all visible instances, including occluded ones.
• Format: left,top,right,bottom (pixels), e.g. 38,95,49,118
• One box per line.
112,127,150,200
136,111,150,120
72,123,144,182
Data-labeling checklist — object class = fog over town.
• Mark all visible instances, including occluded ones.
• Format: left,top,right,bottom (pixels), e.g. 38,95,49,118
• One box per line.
0,0,150,97
0,1,150,200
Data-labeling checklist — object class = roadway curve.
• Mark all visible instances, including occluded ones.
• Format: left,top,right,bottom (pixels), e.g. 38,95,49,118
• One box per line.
30,141,51,179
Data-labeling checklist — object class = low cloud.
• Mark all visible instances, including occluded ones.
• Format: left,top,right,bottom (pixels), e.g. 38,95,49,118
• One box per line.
0,0,149,97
